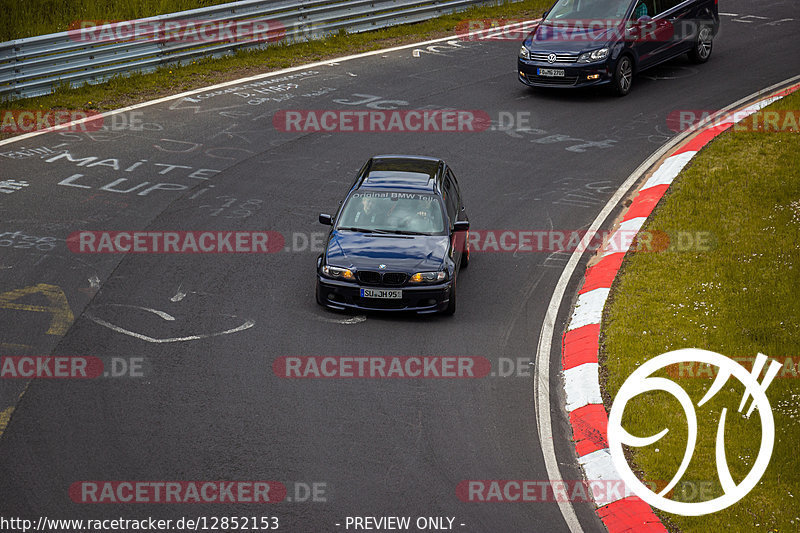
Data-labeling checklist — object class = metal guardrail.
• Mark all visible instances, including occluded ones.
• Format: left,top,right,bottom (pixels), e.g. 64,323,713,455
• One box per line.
0,0,520,101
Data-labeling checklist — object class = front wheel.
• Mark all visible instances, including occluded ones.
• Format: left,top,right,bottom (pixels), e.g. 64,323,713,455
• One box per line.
688,25,713,63
611,55,634,97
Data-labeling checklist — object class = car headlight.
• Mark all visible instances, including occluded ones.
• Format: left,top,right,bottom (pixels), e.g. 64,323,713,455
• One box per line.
577,48,609,63
321,265,355,280
518,45,530,60
409,271,447,283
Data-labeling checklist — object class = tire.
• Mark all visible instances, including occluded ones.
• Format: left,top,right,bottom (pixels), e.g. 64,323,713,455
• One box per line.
460,239,470,268
611,55,634,96
688,25,713,64
443,280,457,316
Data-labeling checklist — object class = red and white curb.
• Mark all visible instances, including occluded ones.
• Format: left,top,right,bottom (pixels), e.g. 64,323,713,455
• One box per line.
560,81,800,533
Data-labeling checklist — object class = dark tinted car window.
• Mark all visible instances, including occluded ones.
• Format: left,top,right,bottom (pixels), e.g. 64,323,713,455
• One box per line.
655,0,684,15
546,0,630,20
443,176,458,222
446,169,460,193
632,0,656,18
338,191,446,235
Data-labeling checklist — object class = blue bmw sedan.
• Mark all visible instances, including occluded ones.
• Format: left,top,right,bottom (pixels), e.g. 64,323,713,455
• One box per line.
316,155,469,315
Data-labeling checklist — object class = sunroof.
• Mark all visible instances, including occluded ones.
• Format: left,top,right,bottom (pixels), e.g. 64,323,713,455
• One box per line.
369,158,438,178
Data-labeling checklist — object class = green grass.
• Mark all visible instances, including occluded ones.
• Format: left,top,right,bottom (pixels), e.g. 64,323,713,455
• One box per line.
602,90,800,532
0,0,549,118
0,0,237,42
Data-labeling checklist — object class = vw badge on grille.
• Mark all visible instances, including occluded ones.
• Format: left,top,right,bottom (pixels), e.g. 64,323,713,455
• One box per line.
547,53,557,63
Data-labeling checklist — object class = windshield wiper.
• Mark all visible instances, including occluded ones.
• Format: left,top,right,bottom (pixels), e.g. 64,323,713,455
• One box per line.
337,227,392,234
383,229,429,236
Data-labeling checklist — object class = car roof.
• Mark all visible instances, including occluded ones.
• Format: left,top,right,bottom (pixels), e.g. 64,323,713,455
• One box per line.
357,155,444,192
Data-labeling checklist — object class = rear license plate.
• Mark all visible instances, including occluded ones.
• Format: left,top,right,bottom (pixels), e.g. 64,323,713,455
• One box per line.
361,288,402,299
537,68,565,77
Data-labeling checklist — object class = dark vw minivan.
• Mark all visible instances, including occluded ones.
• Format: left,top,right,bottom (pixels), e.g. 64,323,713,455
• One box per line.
518,0,719,95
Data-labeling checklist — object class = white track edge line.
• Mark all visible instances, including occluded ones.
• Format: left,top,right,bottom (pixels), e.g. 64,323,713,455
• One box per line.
0,20,538,147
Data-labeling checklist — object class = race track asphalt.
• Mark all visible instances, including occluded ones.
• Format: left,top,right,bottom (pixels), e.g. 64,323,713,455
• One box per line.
1,1,798,530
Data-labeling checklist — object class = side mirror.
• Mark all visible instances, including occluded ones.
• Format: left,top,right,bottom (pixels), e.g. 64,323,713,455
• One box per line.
319,213,333,225
453,221,470,232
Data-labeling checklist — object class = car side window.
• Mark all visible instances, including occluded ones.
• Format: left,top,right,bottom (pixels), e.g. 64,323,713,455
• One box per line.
448,169,463,202
443,175,458,224
632,0,654,19
654,0,683,16
446,169,461,195
550,0,577,19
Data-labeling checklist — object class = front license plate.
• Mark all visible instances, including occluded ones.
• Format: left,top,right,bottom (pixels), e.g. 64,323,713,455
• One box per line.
361,289,402,299
537,68,565,77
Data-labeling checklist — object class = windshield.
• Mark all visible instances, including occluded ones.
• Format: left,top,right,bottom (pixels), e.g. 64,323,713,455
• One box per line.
337,191,446,235
545,0,632,22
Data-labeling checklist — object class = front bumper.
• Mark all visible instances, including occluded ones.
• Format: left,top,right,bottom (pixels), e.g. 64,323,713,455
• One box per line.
317,276,452,314
517,58,613,88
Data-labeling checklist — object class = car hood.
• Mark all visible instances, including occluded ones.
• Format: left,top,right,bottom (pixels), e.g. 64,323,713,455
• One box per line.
530,23,618,52
325,231,449,273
